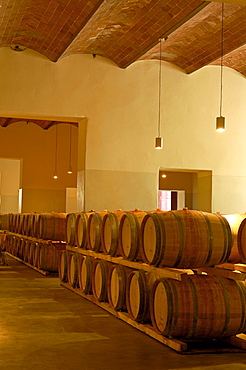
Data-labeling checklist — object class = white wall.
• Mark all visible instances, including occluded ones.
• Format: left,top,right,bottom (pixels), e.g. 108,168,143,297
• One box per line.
0,47,245,213
0,158,20,213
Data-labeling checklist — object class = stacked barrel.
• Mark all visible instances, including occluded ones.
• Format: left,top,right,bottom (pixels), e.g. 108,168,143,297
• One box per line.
1,212,67,273
61,208,246,340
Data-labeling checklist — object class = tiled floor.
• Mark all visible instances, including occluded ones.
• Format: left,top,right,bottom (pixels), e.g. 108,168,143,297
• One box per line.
1,256,246,370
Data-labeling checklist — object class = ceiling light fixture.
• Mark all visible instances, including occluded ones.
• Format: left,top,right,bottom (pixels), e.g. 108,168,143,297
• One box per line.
53,125,58,179
155,38,163,149
216,3,225,133
67,125,72,174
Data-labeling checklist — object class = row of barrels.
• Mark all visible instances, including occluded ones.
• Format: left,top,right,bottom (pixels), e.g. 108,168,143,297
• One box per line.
4,234,66,272
66,209,246,269
60,249,246,339
0,212,67,241
2,209,246,269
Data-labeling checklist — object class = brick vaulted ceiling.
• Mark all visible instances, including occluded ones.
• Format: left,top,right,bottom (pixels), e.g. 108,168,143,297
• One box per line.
0,0,245,129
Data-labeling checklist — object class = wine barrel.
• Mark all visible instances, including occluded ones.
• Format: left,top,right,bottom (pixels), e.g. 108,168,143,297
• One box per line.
18,238,26,260
30,213,41,238
126,270,153,323
141,209,232,269
119,210,148,261
23,240,32,263
107,264,131,311
28,240,39,265
78,255,94,294
150,274,246,339
92,259,111,301
75,213,91,249
38,212,67,241
68,252,80,287
66,213,77,246
9,235,17,256
87,211,108,252
32,242,41,267
39,242,57,271
5,234,14,254
1,213,11,231
237,219,246,263
59,250,70,282
101,210,126,256
219,214,246,263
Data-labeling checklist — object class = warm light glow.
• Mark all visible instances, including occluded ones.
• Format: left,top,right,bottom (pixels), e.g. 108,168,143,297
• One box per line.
155,137,163,149
67,165,72,174
162,174,166,178
216,116,225,132
53,172,58,179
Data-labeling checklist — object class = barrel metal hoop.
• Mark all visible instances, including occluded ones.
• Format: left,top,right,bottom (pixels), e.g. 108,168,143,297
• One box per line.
215,276,230,337
199,211,214,266
141,213,163,266
67,213,76,245
215,213,233,264
88,214,102,252
166,279,179,337
170,211,184,268
107,212,119,256
160,278,174,336
124,212,139,260
76,213,87,248
186,276,198,338
136,270,148,322
154,213,166,266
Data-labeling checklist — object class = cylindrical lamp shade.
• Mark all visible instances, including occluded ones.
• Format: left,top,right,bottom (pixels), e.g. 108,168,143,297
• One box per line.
216,116,225,132
155,137,163,149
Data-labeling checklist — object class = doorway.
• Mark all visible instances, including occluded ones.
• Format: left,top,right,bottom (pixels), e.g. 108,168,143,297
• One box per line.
159,169,212,212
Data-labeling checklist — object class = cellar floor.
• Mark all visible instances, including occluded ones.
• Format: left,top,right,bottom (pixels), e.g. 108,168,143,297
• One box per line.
1,256,246,370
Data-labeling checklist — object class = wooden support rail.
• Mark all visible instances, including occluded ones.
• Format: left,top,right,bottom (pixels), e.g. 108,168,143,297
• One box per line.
65,245,194,281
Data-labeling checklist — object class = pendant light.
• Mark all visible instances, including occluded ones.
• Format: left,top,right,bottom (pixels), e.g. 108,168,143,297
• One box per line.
67,125,72,174
53,124,58,179
155,38,163,149
216,3,225,132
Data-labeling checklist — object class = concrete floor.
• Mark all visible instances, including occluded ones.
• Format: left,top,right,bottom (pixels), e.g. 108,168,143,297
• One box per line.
1,256,246,370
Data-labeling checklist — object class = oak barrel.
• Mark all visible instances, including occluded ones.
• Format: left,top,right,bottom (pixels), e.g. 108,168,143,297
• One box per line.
68,252,80,287
119,210,148,261
59,250,70,282
39,242,57,271
141,209,232,268
126,270,153,323
66,213,77,246
220,214,246,263
38,212,67,241
92,259,110,301
150,274,246,339
75,212,93,248
101,210,126,256
87,211,108,252
237,218,246,263
107,264,131,311
78,255,94,294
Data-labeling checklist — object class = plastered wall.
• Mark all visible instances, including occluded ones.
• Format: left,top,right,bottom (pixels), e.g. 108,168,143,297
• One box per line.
0,159,20,213
0,47,245,213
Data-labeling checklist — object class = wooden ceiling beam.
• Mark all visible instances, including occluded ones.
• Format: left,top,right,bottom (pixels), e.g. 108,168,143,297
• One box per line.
2,118,13,127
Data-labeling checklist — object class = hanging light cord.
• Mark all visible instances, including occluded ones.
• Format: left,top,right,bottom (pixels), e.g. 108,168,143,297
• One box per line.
219,3,224,117
54,124,58,172
158,38,162,137
69,125,72,166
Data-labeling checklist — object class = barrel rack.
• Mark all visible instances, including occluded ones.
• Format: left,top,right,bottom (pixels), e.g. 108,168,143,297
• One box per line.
61,245,246,354
1,231,66,276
